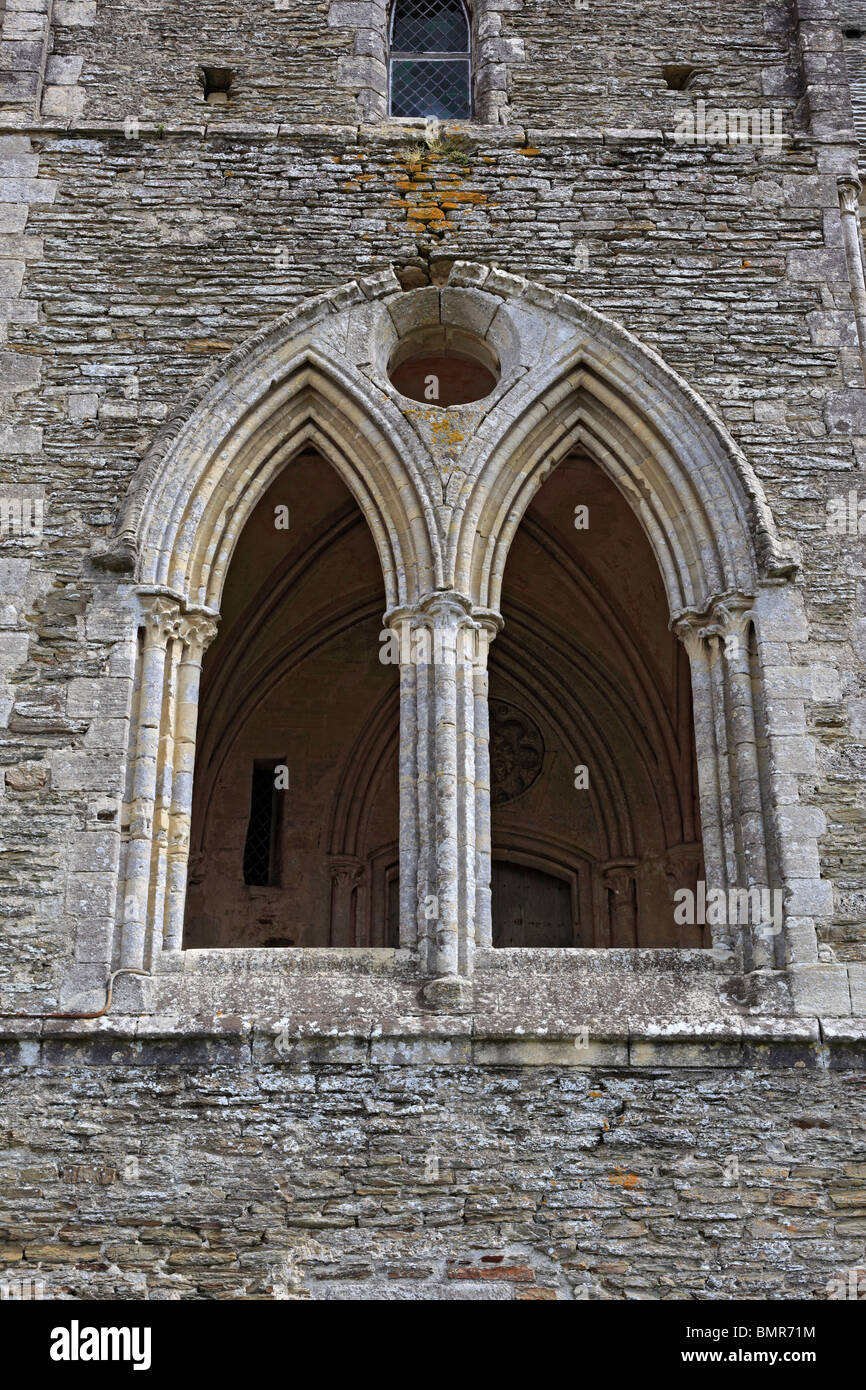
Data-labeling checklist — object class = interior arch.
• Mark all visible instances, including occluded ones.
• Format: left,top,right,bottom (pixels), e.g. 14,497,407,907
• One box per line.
183,450,399,949
489,452,707,948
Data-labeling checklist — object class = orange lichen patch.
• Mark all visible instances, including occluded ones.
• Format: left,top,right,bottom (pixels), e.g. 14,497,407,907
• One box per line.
588,1090,604,1098
430,417,466,447
388,154,486,238
343,181,360,191
608,1170,642,1189
439,189,486,203
520,146,541,156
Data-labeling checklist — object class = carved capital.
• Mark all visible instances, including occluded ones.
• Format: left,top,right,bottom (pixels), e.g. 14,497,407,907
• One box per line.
383,596,502,670
328,855,364,889
838,176,862,217
601,861,638,898
178,610,220,657
674,592,755,658
138,593,183,646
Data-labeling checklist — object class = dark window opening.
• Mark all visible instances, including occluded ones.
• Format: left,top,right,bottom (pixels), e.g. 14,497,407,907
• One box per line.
200,66,232,105
386,870,400,947
387,324,500,405
662,64,699,91
242,759,284,887
844,27,863,38
389,0,471,119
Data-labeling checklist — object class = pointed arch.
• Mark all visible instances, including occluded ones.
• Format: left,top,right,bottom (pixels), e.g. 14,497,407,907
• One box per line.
104,284,443,613
439,265,797,622
77,264,825,998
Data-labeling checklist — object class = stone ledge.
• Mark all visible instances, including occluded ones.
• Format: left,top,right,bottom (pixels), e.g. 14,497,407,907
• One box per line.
0,1016,861,1068
0,119,836,153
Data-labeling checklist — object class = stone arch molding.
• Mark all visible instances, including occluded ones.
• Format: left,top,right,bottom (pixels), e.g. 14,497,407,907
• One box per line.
91,261,829,1008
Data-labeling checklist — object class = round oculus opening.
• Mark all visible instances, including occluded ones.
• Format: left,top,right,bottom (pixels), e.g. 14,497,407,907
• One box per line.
387,326,500,406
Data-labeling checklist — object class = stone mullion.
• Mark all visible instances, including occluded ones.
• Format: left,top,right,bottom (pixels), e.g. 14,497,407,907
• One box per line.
163,613,219,954
120,596,180,971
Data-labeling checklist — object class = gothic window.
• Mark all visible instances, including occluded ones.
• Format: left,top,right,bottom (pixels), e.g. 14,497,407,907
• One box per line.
389,0,472,120
242,760,284,887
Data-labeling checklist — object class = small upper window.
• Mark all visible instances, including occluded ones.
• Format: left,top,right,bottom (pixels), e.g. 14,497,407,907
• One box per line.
389,0,472,120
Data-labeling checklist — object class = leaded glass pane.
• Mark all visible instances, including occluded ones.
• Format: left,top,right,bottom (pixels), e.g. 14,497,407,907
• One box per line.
391,0,469,55
390,58,471,119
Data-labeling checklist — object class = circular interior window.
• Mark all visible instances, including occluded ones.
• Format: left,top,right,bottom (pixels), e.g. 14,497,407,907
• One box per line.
387,325,500,406
489,699,545,805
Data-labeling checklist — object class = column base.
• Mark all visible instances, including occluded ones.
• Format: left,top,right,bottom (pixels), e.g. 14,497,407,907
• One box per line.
422,974,473,1013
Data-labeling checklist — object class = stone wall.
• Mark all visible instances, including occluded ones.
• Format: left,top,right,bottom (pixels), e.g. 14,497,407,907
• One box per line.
1,1047,864,1300
1,0,865,1303
2,115,864,1003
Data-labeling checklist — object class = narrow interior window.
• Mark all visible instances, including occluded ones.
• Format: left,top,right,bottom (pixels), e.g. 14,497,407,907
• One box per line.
389,0,472,120
242,759,284,887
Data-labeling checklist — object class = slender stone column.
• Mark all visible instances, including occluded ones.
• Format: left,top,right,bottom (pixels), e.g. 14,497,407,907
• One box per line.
163,610,219,953
427,593,464,983
387,592,501,1003
472,615,501,949
676,593,781,971
674,617,734,958
711,600,777,970
120,594,182,970
397,650,419,955
328,856,365,947
150,628,182,954
838,177,866,387
700,625,739,893
414,619,436,974
601,862,639,946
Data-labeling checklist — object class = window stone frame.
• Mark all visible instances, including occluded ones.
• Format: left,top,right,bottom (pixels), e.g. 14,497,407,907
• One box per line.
328,0,525,125
71,261,854,1030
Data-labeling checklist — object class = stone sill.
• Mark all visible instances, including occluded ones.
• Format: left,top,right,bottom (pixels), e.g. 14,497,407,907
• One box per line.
50,948,857,1030
0,116,826,153
172,945,722,975
0,1015,864,1068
